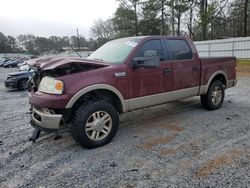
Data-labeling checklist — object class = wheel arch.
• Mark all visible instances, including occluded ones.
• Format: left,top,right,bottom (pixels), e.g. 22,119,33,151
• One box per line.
204,70,228,94
66,84,128,114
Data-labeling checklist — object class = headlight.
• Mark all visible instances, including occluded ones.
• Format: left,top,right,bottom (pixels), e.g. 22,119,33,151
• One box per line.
38,76,64,95
8,77,17,80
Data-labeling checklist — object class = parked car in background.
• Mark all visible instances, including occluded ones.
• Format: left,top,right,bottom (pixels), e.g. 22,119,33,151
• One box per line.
19,64,30,72
17,61,27,68
0,59,11,67
1,59,15,67
0,56,39,68
3,59,24,68
17,56,39,67
0,59,5,64
5,69,34,90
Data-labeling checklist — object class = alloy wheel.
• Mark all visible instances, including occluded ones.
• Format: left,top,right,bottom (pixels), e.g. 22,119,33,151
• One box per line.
85,111,112,141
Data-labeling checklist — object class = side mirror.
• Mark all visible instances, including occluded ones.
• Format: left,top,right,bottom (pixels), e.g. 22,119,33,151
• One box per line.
132,50,160,69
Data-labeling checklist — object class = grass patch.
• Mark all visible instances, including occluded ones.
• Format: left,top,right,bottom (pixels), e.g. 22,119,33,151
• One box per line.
237,59,250,77
237,59,250,65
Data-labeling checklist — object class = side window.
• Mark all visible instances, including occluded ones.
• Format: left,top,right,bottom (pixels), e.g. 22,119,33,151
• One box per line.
165,39,193,60
135,39,165,61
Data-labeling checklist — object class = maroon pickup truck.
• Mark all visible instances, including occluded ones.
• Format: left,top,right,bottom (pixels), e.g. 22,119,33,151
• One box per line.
28,36,237,148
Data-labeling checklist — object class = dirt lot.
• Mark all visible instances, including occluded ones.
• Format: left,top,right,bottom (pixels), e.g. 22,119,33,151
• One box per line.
0,67,250,188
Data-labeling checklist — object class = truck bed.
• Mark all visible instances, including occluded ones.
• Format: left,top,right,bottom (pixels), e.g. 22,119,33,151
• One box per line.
200,56,237,87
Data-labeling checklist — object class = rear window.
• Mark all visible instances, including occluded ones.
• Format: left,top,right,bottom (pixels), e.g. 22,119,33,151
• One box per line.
165,39,193,60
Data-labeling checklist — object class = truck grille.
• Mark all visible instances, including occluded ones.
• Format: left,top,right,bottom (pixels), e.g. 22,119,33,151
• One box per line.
28,70,42,92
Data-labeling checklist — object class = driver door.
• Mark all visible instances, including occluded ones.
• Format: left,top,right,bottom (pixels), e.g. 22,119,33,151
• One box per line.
127,39,171,110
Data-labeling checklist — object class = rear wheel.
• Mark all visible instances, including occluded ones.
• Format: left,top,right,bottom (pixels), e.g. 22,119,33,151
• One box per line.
18,79,28,90
200,80,225,110
71,100,119,148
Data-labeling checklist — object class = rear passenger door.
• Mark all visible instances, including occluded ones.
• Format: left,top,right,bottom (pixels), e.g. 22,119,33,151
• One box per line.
164,39,200,98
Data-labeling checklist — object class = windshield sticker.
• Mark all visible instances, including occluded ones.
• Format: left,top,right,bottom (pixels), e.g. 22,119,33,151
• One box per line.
125,41,138,47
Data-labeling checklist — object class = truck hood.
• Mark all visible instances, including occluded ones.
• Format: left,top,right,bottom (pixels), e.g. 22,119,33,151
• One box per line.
27,56,110,71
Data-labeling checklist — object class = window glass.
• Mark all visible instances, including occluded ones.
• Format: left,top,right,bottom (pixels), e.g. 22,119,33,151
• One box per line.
135,39,165,61
88,38,141,64
165,39,193,60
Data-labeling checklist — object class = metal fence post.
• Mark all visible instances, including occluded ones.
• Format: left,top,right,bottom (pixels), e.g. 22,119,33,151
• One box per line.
232,40,235,57
208,43,211,57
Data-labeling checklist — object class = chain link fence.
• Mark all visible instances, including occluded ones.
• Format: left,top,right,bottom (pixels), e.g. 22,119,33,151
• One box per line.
0,53,32,59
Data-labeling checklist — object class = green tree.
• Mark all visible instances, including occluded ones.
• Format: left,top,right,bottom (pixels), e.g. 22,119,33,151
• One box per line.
113,6,135,37
35,37,52,54
244,0,249,36
49,36,70,52
117,0,141,36
18,34,38,54
186,0,197,39
199,0,209,40
140,0,161,35
0,33,7,53
174,0,189,36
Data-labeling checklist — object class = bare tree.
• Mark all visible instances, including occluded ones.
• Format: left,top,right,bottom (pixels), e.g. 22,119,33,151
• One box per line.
187,0,196,38
175,0,189,36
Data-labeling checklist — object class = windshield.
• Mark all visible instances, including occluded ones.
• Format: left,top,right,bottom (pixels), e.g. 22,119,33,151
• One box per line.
88,38,141,64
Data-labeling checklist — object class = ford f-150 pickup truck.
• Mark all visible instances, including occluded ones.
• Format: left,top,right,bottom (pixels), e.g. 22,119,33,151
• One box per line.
28,36,237,148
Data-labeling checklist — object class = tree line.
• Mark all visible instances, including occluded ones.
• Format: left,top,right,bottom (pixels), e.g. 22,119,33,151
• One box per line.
91,0,250,42
0,32,99,55
0,0,249,55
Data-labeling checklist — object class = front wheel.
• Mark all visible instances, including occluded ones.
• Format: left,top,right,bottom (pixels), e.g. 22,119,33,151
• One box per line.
200,80,225,110
18,79,28,90
71,100,119,148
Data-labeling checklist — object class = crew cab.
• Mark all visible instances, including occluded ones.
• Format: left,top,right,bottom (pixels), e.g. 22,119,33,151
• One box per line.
28,36,237,148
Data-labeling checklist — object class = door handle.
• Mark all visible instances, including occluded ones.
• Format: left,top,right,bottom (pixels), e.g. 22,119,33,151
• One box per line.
192,65,198,71
163,68,172,74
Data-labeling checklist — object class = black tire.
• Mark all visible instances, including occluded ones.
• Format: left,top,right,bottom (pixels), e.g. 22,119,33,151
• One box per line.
18,79,28,90
200,95,207,107
200,80,225,110
71,100,119,148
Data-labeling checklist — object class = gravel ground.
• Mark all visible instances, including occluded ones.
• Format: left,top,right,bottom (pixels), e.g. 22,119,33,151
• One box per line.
0,68,250,188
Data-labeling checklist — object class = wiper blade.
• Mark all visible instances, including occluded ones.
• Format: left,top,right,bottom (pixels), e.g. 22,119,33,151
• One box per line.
93,58,104,62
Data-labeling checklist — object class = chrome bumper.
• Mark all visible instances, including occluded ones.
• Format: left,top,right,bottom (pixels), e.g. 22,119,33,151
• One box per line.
30,107,62,131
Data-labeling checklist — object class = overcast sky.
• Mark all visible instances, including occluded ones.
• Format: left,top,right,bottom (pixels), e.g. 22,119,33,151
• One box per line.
0,0,119,38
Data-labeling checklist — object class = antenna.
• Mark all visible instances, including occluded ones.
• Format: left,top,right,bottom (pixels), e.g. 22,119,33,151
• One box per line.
76,28,80,52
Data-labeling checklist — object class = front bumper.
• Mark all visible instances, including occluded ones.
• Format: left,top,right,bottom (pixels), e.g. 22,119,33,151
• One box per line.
4,80,18,88
28,90,70,109
30,107,62,132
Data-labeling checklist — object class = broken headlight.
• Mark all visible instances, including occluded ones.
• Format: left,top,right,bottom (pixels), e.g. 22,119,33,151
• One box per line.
38,76,64,95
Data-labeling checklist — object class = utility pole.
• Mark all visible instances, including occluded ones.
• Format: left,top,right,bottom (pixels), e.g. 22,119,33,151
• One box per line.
161,0,164,35
134,0,138,36
171,0,175,36
244,0,249,37
76,28,80,51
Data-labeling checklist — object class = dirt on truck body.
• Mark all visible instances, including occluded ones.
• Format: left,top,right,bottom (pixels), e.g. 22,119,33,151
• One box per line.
28,36,237,148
